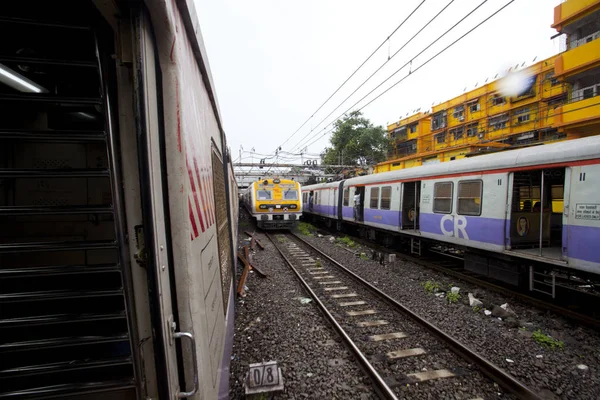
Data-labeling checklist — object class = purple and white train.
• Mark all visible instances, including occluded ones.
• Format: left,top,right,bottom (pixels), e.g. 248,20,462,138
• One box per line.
302,136,600,286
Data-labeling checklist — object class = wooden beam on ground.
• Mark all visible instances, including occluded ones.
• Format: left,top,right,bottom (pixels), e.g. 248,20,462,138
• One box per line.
244,231,265,250
236,257,251,296
238,251,268,278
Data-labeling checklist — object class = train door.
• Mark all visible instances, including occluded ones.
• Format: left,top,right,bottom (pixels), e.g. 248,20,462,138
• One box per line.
332,187,337,217
353,186,365,222
134,11,189,398
337,181,345,220
401,181,420,230
508,168,565,260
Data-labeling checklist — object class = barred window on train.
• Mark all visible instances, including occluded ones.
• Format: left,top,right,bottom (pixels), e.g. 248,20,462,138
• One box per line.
284,189,298,200
258,190,272,200
343,188,349,206
370,187,380,209
380,186,392,210
458,180,483,216
433,182,453,214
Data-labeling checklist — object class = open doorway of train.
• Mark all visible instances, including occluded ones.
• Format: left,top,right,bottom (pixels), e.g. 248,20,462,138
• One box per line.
509,168,565,260
0,2,138,399
401,181,420,230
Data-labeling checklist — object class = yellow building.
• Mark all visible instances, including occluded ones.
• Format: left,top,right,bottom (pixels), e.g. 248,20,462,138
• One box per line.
552,0,600,137
376,57,570,173
376,0,600,174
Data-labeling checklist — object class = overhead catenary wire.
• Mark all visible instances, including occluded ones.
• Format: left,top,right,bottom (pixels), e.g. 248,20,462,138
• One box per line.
289,0,459,152
274,0,428,152
300,0,515,151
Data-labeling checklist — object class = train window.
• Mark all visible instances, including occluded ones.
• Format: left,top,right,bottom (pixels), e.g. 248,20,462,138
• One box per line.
458,180,482,215
257,190,272,200
370,187,380,209
433,182,453,213
343,188,349,206
315,192,319,204
284,189,298,200
380,186,392,210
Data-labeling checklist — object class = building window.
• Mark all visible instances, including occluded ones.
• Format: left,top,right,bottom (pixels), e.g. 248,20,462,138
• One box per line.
392,162,400,167
548,93,567,107
435,132,447,144
468,100,480,113
431,111,447,130
488,113,509,130
343,188,349,206
391,126,407,140
466,122,479,137
491,95,506,106
453,105,465,121
408,123,417,133
450,127,464,140
370,187,380,209
514,107,530,124
458,180,482,216
433,182,453,214
380,186,391,210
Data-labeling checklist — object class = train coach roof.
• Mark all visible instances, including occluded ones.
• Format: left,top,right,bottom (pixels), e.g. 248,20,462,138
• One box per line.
301,136,600,191
345,136,600,186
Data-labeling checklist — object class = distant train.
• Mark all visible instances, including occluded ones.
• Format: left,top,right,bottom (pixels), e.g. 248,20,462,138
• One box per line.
242,178,303,229
302,136,600,287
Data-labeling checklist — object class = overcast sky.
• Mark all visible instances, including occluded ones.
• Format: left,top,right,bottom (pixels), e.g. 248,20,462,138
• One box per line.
193,0,561,165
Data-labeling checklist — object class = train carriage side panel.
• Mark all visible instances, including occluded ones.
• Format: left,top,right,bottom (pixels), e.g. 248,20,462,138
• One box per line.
564,163,600,274
363,182,402,231
145,1,234,397
419,173,507,252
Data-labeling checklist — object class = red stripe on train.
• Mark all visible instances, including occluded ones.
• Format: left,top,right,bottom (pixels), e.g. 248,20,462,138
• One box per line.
186,158,205,232
188,197,199,238
193,157,212,227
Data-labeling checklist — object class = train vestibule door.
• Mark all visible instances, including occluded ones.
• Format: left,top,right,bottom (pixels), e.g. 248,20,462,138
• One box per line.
135,12,192,399
332,187,337,217
337,181,345,220
401,181,420,230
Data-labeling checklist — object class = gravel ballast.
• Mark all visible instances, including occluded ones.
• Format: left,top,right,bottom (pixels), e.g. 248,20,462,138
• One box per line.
229,220,377,398
300,231,600,400
278,236,513,400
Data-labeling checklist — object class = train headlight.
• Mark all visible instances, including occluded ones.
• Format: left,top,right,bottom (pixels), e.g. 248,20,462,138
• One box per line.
259,204,267,209
289,204,297,209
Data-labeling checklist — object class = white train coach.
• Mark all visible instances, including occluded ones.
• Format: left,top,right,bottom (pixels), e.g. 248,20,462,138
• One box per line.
303,136,600,285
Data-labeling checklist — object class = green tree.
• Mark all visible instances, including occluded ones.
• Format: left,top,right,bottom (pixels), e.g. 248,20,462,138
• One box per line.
320,111,390,166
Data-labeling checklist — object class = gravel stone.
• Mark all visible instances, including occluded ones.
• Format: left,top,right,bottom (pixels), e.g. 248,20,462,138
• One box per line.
229,214,378,399
300,231,600,399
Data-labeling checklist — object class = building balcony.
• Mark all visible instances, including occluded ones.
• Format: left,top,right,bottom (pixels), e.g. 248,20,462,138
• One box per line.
554,37,600,78
554,95,600,129
552,0,600,31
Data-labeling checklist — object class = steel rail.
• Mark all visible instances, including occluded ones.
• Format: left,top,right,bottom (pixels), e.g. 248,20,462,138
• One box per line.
265,233,398,400
348,234,600,330
403,250,600,329
292,233,543,400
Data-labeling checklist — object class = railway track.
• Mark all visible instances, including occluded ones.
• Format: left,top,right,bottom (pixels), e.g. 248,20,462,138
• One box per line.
266,232,542,400
323,229,600,330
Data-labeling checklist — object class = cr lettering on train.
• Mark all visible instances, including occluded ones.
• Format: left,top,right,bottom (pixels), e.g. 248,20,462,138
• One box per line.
440,215,469,239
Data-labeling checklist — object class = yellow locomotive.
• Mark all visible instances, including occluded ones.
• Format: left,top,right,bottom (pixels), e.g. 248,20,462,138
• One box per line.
242,178,302,229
